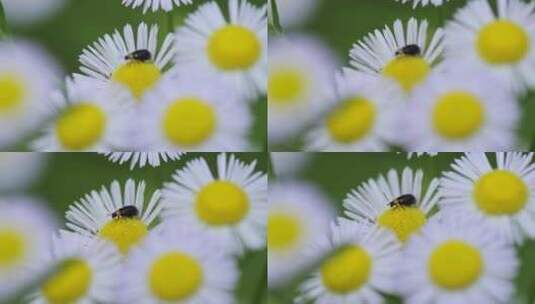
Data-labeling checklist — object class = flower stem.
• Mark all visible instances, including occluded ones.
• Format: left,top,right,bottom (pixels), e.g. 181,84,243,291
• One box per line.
269,0,283,34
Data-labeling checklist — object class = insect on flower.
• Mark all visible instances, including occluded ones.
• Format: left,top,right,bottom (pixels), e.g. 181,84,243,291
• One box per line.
125,49,152,62
395,44,421,57
111,205,139,219
388,194,416,208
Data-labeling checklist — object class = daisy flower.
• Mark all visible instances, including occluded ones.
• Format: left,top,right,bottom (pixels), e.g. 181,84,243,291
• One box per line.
295,219,400,304
270,152,310,177
120,223,238,303
78,23,174,100
399,214,518,303
32,77,132,152
121,0,192,13
135,73,251,151
274,0,320,28
2,0,66,26
305,70,403,151
444,0,535,93
268,181,335,288
162,153,267,255
269,35,337,144
65,179,163,254
395,0,449,8
0,197,56,300
0,40,60,148
0,153,46,192
349,18,444,92
402,67,519,152
343,167,440,243
174,0,267,99
440,152,535,245
27,231,121,304
102,152,183,170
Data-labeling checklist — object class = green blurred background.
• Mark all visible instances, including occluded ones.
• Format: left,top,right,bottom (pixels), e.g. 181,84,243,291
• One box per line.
269,152,535,304
270,0,535,151
0,0,267,150
6,152,267,304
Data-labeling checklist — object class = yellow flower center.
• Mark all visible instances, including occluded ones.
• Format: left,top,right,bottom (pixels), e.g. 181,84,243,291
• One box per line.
321,245,372,294
207,25,261,70
112,62,161,99
432,91,484,140
42,258,93,304
428,240,483,290
149,252,203,301
327,97,376,143
378,207,426,242
382,56,430,91
0,229,26,268
163,97,216,147
268,69,306,104
196,181,249,226
0,73,25,113
477,20,530,64
56,103,107,151
99,218,148,254
268,212,302,251
474,170,529,215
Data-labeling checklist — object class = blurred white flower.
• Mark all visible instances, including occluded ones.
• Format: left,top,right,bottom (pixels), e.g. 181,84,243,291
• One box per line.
2,0,66,26
403,67,519,152
305,70,403,151
0,40,60,148
27,231,121,304
32,77,132,152
269,34,337,144
268,181,335,288
270,152,310,177
120,224,238,303
275,0,319,28
0,197,56,300
395,0,449,8
0,153,46,192
134,74,252,151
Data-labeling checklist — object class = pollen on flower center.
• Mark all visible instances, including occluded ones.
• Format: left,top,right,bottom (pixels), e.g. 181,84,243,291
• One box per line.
428,240,483,290
382,56,430,91
208,25,261,70
56,103,107,151
196,181,250,226
149,252,203,301
99,218,148,254
0,73,25,113
268,212,302,251
432,91,484,140
378,207,426,242
163,97,216,147
42,258,93,304
112,61,161,99
0,229,26,268
327,97,376,143
477,20,530,64
321,245,372,294
474,170,528,215
268,68,307,104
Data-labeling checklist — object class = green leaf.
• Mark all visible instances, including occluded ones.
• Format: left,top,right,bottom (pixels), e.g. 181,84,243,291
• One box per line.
268,0,283,34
